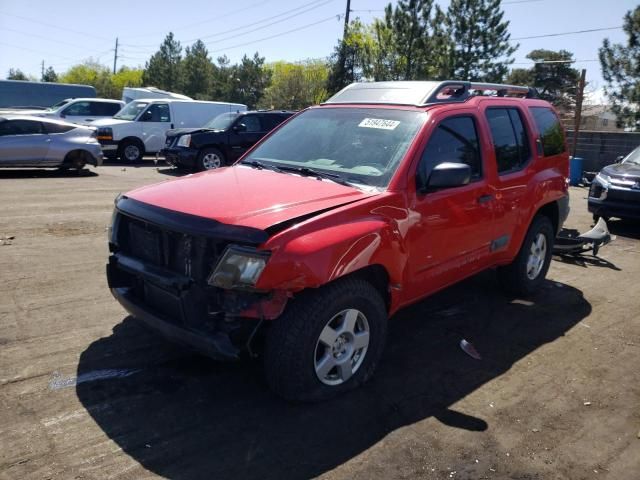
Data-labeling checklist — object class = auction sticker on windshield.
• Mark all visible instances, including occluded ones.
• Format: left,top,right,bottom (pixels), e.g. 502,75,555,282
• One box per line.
358,118,400,130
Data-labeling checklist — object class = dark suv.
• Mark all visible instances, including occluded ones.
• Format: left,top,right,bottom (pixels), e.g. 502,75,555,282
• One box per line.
588,145,640,221
162,110,294,171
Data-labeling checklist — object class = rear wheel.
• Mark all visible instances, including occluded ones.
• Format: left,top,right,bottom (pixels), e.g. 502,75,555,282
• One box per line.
118,139,144,163
498,215,554,296
264,277,387,402
197,147,225,171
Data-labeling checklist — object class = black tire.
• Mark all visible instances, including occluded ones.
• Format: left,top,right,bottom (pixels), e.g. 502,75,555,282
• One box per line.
264,277,387,402
497,215,554,296
62,151,87,170
197,147,225,171
118,139,144,163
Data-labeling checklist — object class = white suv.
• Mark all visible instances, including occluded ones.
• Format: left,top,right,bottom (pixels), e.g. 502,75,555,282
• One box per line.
31,98,125,125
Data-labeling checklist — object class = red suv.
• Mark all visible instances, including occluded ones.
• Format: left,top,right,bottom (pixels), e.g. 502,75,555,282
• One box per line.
107,81,570,401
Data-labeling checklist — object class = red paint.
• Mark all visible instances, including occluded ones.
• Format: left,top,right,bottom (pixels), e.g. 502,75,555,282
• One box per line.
126,95,569,319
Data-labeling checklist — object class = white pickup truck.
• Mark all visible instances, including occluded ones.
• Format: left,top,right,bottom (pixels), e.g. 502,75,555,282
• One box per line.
93,99,247,162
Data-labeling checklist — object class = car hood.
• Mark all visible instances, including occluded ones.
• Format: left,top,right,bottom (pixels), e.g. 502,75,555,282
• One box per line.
602,162,640,179
166,127,218,137
91,118,132,127
126,166,378,231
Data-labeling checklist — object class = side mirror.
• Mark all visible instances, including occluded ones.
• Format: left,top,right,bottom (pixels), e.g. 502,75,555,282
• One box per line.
616,155,624,163
59,113,66,118
418,162,471,193
233,123,247,132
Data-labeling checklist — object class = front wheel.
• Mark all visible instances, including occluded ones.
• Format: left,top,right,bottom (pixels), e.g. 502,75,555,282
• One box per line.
118,140,144,163
264,277,387,402
197,147,225,171
497,215,554,296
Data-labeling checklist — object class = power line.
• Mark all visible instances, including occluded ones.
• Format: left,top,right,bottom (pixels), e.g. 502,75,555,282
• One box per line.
208,14,342,53
198,0,334,47
121,0,271,39
121,0,333,49
0,11,111,41
1,26,109,51
511,26,621,41
512,59,600,65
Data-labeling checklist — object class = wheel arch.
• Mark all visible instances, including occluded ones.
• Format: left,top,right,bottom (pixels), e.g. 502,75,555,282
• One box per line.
62,149,92,167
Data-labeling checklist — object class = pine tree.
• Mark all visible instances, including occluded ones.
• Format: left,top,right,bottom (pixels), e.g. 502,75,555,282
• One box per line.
42,66,58,82
142,32,183,92
507,49,580,110
7,68,28,80
182,40,214,99
448,0,517,82
599,5,640,129
226,53,271,109
384,0,434,80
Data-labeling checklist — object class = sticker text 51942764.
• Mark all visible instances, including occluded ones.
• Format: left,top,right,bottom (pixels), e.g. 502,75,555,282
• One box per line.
358,118,400,130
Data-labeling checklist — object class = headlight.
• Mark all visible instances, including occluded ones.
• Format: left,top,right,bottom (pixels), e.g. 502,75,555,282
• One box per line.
208,246,269,289
594,172,611,186
177,134,191,147
97,127,113,141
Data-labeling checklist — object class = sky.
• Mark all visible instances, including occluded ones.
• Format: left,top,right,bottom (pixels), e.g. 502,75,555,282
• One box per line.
0,0,636,103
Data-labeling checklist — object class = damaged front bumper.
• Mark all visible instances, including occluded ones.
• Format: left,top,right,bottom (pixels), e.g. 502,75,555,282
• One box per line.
107,252,287,360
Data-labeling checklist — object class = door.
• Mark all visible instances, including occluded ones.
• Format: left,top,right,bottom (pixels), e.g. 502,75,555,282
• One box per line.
405,112,496,301
481,104,534,260
60,101,94,124
228,114,264,161
0,120,50,166
139,103,172,153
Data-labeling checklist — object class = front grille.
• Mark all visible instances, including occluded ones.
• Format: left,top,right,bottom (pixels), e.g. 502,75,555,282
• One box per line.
117,214,226,283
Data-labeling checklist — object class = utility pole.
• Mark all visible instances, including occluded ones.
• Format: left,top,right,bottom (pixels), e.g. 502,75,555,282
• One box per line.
113,37,119,74
41,60,44,80
343,0,351,39
571,68,587,159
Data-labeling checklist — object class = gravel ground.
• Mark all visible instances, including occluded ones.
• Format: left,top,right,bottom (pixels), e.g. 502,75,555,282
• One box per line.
1,163,639,480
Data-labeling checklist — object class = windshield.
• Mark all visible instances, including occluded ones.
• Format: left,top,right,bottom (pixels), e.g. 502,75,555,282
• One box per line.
243,107,426,188
622,146,640,166
114,101,148,121
206,112,239,130
49,99,70,110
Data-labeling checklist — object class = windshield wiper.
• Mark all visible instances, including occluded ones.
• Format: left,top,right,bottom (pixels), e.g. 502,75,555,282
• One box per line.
240,159,282,172
276,165,352,187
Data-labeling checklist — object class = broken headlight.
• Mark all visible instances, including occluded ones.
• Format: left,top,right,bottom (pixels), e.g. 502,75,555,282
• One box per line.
208,246,270,290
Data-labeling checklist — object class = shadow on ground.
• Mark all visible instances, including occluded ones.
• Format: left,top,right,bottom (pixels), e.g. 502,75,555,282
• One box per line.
0,168,98,179
76,272,590,480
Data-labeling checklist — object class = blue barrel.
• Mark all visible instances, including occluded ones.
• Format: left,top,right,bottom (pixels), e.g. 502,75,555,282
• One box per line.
569,156,584,186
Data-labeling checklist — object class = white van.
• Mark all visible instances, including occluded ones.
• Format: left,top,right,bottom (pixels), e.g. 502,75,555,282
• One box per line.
92,99,247,162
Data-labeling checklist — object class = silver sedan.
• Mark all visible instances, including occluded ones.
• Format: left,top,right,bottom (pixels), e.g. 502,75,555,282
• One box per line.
0,115,103,169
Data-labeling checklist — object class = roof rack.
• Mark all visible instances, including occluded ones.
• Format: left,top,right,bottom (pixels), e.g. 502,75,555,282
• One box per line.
323,80,539,107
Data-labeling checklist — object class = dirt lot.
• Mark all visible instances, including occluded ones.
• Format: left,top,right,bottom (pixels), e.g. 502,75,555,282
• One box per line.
1,163,639,480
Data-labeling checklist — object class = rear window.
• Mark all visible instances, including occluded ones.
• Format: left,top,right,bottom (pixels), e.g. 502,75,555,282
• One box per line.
89,102,121,116
529,107,565,157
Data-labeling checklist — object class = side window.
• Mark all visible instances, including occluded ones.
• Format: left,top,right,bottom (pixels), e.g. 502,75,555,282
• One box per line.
485,108,531,173
239,115,262,132
261,114,287,131
529,107,565,157
62,101,91,116
417,116,482,186
140,104,171,122
0,120,43,136
43,122,75,134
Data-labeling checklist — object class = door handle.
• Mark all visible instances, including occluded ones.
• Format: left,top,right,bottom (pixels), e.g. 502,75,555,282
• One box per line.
478,194,493,204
